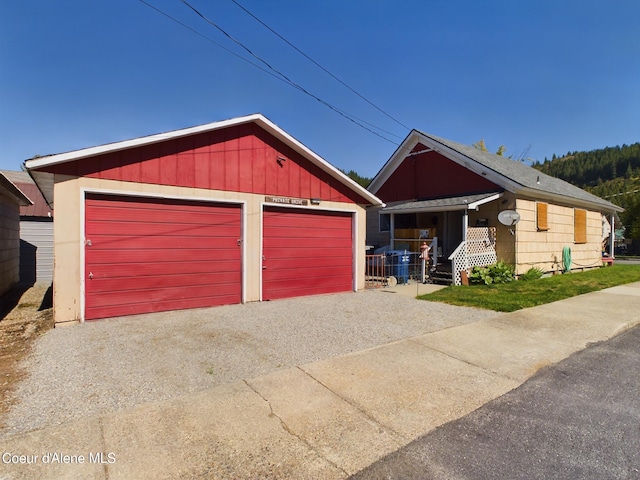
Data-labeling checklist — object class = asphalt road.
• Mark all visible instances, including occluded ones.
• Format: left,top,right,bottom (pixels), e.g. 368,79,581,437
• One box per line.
616,257,640,265
350,324,640,480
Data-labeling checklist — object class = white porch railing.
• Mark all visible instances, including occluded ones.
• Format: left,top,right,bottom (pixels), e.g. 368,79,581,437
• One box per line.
448,227,498,285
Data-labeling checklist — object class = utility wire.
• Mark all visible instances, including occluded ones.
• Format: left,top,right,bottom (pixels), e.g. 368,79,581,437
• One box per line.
137,0,283,84
138,0,397,139
228,0,409,131
176,0,399,144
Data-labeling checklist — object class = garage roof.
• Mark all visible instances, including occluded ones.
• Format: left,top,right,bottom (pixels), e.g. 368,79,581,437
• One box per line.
0,172,32,207
25,113,383,207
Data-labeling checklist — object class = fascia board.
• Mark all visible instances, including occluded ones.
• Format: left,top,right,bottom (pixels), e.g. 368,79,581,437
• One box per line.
24,113,383,207
24,114,265,170
368,130,422,194
0,172,33,206
368,130,520,195
420,136,521,192
253,116,383,206
468,192,503,209
516,186,624,214
382,204,469,214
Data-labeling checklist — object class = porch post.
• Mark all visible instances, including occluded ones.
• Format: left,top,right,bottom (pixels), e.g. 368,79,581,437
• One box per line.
609,214,615,258
390,213,395,249
462,209,469,242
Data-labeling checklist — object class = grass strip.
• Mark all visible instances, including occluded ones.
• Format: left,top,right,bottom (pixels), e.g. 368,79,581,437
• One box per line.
418,265,640,312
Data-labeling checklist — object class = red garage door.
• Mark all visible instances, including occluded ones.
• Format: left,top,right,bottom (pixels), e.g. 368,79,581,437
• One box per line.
85,194,242,320
262,207,353,300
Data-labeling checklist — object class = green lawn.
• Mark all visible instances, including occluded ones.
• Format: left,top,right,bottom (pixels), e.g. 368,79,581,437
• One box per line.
418,265,640,312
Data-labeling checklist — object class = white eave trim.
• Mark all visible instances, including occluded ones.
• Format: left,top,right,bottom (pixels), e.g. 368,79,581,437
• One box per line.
368,130,423,194
24,113,383,207
515,186,624,214
468,192,503,209
381,192,503,215
368,130,519,195
0,172,33,206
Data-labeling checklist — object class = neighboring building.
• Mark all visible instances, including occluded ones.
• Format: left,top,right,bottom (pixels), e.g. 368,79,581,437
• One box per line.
26,114,383,324
1,170,54,285
367,130,623,285
0,172,32,296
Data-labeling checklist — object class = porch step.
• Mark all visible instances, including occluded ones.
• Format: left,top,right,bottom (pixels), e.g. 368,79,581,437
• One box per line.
428,269,453,285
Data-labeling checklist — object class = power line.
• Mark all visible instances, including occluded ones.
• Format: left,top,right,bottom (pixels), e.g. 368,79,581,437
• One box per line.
137,0,402,143
176,0,400,144
228,0,409,131
604,188,640,199
136,0,285,84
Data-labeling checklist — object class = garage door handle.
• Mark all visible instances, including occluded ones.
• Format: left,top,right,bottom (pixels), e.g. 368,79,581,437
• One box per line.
262,265,267,270
88,272,94,280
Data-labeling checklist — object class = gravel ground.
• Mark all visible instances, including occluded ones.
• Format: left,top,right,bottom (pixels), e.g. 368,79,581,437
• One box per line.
1,290,502,439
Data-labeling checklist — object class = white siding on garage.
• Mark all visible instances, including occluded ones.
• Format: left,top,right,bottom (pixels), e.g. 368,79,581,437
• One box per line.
20,219,54,284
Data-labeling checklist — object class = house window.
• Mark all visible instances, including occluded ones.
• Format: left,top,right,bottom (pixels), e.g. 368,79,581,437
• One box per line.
395,213,417,229
574,209,587,244
536,202,549,231
379,213,390,232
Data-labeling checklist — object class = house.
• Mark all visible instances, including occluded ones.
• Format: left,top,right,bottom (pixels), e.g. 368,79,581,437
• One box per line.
0,172,32,296
366,130,623,285
25,114,383,324
1,170,54,285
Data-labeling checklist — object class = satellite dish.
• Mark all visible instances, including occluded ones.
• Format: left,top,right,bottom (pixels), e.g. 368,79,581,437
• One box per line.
498,210,521,226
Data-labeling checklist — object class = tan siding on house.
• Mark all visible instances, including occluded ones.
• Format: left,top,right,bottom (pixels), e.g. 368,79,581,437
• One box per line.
514,198,602,275
365,206,390,249
471,195,516,265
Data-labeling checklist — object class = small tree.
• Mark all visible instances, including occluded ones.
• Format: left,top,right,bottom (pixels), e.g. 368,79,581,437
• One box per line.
473,139,507,156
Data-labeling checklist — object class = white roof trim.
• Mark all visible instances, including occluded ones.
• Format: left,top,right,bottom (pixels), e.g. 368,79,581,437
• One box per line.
368,130,621,214
468,192,503,209
25,113,383,206
368,131,423,194
517,186,624,213
0,172,33,206
368,130,518,195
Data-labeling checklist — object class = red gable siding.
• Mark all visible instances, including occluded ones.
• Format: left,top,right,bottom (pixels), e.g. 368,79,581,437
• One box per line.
45,123,363,204
375,144,500,202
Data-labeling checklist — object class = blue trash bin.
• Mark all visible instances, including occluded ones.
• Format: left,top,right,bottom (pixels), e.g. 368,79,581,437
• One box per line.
386,250,410,284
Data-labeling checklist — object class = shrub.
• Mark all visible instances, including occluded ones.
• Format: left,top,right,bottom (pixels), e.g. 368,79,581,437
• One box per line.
468,261,515,285
519,267,544,281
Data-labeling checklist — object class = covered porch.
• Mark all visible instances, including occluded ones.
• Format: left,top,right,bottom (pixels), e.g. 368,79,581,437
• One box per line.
372,192,506,285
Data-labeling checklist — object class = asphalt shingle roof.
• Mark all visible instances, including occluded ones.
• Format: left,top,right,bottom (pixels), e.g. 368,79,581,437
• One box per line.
382,192,501,212
418,131,621,212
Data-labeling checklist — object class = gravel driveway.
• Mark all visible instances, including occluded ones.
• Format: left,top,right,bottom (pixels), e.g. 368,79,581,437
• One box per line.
1,290,502,439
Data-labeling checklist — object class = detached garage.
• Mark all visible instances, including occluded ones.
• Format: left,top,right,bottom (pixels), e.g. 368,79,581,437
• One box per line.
26,114,382,324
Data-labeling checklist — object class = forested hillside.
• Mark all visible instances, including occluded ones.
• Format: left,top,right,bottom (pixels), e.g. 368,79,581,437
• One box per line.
341,169,372,188
532,142,640,243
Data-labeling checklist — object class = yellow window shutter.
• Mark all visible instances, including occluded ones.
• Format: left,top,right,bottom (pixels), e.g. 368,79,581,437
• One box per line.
537,202,549,231
574,209,587,243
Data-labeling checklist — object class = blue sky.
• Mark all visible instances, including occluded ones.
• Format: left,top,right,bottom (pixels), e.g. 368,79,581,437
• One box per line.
1,0,639,178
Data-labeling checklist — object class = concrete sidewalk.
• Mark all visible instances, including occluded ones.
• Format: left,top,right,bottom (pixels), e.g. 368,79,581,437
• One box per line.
1,283,639,479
